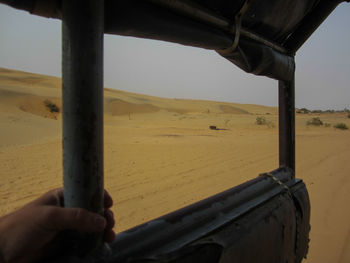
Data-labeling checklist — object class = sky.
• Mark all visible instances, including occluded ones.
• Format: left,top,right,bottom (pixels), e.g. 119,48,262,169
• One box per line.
0,3,349,110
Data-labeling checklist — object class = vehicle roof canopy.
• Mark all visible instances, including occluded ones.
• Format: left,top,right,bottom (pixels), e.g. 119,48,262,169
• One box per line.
1,0,348,80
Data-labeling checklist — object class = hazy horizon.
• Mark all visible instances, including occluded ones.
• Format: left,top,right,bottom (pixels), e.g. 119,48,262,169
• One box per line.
1,3,349,110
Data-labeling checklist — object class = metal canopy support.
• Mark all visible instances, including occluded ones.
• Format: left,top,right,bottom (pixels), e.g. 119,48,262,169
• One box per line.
62,0,104,256
278,75,295,177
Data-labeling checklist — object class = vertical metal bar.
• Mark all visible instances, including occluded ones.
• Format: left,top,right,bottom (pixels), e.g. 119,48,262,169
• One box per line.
62,0,104,255
278,75,295,177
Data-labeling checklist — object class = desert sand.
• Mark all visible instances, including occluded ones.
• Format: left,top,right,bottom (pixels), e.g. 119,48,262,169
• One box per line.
0,67,349,262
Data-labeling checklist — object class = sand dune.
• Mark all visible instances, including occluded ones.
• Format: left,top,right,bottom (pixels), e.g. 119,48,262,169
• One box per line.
0,67,350,262
106,98,160,116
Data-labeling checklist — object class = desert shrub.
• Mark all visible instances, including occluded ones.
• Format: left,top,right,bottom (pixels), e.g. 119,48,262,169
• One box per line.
256,116,267,125
256,116,274,128
324,123,331,127
44,99,60,113
334,123,348,130
307,117,323,126
348,113,350,119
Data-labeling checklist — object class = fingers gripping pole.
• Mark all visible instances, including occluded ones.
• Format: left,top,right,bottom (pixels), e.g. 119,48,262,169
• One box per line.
62,0,104,255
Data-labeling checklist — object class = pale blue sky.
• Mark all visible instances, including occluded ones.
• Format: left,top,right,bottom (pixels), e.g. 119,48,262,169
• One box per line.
0,3,349,110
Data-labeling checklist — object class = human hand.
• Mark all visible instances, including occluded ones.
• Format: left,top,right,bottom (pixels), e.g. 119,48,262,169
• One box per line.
0,188,115,263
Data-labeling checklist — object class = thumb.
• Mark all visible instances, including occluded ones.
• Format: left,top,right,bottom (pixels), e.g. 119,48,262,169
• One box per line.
44,207,106,233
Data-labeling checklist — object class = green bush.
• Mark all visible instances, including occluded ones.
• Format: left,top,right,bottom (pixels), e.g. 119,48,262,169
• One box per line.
307,117,323,126
255,116,274,128
334,123,348,130
44,99,60,113
256,116,267,125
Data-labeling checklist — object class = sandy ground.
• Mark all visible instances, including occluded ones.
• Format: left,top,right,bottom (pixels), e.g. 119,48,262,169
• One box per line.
0,67,349,262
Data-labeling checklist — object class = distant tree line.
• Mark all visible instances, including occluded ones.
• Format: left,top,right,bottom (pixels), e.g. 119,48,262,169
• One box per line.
296,107,349,114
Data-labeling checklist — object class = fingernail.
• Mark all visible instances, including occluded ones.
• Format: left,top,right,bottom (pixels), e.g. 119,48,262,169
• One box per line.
94,215,106,231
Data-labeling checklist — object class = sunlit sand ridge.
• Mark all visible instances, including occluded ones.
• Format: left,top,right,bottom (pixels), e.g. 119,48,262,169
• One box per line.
0,68,349,262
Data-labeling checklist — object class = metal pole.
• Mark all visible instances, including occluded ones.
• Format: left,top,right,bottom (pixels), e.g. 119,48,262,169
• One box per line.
278,75,295,177
62,0,104,256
